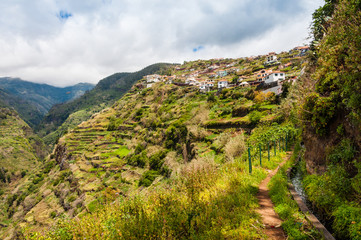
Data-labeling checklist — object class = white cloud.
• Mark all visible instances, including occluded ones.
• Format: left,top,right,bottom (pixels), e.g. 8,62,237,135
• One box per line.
0,0,324,87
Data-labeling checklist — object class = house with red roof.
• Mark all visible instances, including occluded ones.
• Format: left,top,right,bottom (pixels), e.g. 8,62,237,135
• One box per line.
257,69,273,81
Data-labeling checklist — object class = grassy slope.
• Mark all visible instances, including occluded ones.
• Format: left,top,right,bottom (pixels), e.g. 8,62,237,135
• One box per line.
0,108,39,172
38,63,173,143
0,107,48,233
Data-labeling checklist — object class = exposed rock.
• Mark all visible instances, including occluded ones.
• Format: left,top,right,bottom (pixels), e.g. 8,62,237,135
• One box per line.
54,144,70,170
303,111,361,175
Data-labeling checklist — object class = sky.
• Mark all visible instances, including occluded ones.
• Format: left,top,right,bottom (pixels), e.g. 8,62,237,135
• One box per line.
0,0,324,87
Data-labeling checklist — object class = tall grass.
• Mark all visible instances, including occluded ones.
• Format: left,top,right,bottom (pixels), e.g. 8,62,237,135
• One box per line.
24,153,288,240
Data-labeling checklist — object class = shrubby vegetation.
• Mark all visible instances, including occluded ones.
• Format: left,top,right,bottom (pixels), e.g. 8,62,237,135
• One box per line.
302,138,361,239
25,156,289,240
295,1,361,238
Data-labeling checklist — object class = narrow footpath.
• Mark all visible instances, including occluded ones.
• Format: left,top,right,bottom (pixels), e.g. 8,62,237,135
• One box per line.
256,152,291,240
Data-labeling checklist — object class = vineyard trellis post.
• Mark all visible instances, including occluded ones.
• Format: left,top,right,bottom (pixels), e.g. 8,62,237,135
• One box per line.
259,144,262,167
274,140,276,156
248,147,252,174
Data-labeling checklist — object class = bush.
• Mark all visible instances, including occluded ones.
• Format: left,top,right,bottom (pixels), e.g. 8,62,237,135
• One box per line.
224,134,246,161
207,94,215,102
302,93,336,136
254,92,266,104
164,123,188,150
32,174,44,185
43,161,55,174
87,200,99,213
127,151,147,168
134,108,144,121
327,139,355,165
245,89,256,100
333,204,361,240
50,211,57,218
0,169,6,183
139,170,158,187
248,111,262,125
7,194,18,206
107,122,117,131
303,165,351,212
149,150,168,171
212,132,231,152
219,106,232,117
160,165,172,178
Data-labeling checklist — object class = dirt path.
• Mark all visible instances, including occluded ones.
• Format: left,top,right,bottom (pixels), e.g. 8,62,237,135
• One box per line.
256,152,291,240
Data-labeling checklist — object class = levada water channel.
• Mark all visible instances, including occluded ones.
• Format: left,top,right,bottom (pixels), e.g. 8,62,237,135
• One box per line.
289,159,339,239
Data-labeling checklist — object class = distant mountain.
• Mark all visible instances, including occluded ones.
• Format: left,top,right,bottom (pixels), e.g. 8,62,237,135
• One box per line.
0,78,95,115
38,63,173,140
0,89,43,128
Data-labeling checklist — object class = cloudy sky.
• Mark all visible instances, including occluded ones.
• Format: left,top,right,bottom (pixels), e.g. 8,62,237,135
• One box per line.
0,0,324,87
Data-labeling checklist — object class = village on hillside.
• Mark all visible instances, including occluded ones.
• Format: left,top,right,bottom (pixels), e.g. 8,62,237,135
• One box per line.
136,46,309,95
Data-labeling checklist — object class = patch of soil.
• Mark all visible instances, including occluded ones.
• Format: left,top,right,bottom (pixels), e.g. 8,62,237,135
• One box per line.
256,153,291,240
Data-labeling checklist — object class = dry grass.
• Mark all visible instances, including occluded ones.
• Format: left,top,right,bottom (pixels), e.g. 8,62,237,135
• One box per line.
187,125,208,140
214,132,231,148
188,105,210,125
224,133,246,161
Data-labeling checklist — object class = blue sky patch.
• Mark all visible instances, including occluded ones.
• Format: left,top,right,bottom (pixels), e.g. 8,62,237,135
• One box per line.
57,10,73,20
193,46,204,52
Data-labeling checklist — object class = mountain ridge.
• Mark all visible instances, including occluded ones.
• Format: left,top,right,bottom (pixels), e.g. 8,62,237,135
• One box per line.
0,78,95,127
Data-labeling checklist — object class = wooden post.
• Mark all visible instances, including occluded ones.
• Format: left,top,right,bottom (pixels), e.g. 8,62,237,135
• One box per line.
274,140,276,156
259,144,262,167
279,138,281,151
248,147,252,174
268,142,270,161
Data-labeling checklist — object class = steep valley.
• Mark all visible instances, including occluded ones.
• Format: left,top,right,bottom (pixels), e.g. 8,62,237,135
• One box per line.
0,49,317,239
1,1,361,237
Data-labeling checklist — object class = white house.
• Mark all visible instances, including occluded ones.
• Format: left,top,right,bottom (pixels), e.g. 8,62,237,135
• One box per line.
216,70,228,77
206,82,214,88
218,80,229,89
264,54,278,65
264,71,285,84
186,77,199,85
239,82,250,87
146,74,161,83
257,69,272,81
199,81,213,92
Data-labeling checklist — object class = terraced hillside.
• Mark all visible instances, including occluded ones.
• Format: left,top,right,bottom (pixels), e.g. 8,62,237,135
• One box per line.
16,85,291,236
3,51,311,238
0,108,42,172
39,63,174,144
0,107,47,237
